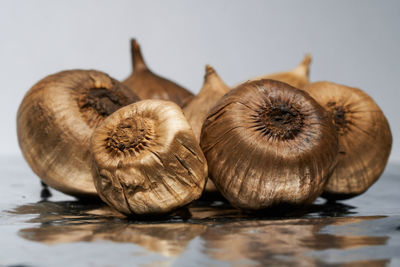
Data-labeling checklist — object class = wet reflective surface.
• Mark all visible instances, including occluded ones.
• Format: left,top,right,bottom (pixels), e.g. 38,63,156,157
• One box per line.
0,156,399,266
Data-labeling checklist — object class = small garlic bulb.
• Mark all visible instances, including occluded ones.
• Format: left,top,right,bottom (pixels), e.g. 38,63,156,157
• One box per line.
91,100,207,215
305,81,392,199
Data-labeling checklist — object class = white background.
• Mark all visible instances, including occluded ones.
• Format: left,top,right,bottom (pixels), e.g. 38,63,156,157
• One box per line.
1,0,399,162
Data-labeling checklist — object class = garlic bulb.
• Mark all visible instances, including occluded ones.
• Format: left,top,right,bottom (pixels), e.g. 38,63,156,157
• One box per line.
305,81,392,199
91,100,207,215
122,39,193,107
239,54,312,89
201,79,338,210
17,70,139,197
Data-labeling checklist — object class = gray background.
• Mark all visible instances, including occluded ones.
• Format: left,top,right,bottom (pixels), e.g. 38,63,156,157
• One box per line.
1,0,399,162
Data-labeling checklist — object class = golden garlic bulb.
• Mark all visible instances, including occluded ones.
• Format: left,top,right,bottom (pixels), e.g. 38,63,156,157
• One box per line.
183,65,230,195
17,70,139,197
122,39,193,107
241,54,312,89
201,79,338,210
183,65,230,141
305,81,392,199
91,100,207,215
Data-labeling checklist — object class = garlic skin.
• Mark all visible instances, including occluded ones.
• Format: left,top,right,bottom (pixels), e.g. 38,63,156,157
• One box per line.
17,70,139,197
240,54,312,89
183,65,230,141
91,100,207,215
122,39,193,107
200,79,338,210
305,81,392,199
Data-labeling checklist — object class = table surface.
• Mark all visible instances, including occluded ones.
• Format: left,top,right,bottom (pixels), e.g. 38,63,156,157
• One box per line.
0,156,399,267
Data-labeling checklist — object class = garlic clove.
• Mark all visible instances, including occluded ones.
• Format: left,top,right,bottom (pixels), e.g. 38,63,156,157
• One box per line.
200,79,338,210
305,81,392,199
122,39,194,107
91,99,207,215
17,70,139,198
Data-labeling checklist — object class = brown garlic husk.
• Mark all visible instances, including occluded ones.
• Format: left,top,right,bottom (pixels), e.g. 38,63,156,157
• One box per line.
91,99,207,215
200,79,339,211
305,81,392,200
241,54,312,89
17,69,139,198
183,65,230,195
122,39,194,107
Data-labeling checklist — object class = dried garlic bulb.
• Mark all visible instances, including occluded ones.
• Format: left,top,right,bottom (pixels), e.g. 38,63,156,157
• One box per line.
122,39,193,107
183,65,230,195
91,100,207,215
200,79,338,210
183,65,230,141
305,81,392,199
17,70,139,197
240,54,312,89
